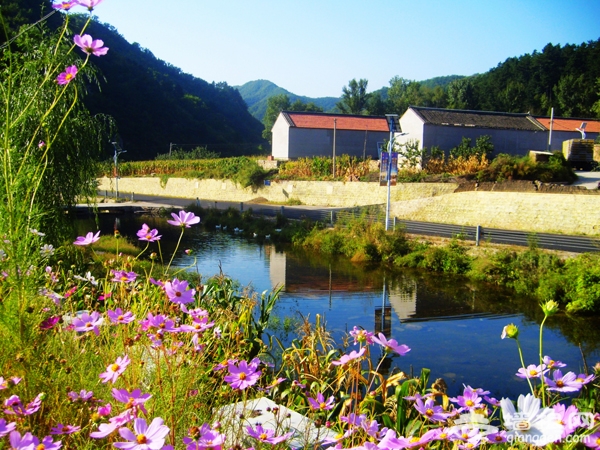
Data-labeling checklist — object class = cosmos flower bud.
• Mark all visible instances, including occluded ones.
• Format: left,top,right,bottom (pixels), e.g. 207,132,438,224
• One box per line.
541,300,559,316
501,323,519,339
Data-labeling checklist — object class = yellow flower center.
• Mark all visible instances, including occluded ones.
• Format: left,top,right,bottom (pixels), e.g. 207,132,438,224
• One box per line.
259,433,268,440
320,402,327,409
36,445,46,450
556,380,564,387
466,400,474,406
425,408,434,416
529,369,538,376
136,434,147,444
110,364,120,372
65,74,73,81
239,372,247,380
118,315,124,321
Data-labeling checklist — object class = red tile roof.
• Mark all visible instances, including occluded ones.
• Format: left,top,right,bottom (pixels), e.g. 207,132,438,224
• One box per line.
283,111,389,132
535,117,600,133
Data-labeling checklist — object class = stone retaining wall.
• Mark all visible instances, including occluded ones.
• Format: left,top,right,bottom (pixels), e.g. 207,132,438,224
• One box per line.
97,177,600,236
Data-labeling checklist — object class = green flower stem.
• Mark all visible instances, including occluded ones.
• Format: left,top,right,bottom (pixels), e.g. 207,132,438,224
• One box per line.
539,314,548,406
165,227,185,275
515,338,535,396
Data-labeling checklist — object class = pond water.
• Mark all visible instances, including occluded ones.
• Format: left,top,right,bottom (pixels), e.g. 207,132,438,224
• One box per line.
77,213,600,399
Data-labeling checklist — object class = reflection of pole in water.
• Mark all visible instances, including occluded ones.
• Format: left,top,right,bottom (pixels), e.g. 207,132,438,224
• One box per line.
328,263,332,310
375,276,391,336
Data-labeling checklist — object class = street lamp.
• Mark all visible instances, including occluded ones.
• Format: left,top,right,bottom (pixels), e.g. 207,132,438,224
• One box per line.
384,114,400,231
111,141,126,199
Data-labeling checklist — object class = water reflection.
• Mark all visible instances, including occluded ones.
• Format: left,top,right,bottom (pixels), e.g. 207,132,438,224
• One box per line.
78,213,600,398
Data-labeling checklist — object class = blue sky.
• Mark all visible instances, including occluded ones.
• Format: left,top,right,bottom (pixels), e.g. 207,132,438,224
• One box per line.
90,0,600,98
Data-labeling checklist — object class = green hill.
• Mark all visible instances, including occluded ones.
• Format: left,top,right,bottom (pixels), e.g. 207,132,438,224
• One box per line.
236,80,339,120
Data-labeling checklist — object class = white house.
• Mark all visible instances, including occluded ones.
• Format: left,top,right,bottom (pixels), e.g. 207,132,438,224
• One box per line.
394,106,600,156
271,111,389,160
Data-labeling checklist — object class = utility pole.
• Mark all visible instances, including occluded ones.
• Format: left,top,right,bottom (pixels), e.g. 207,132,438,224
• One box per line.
169,142,175,157
332,118,337,177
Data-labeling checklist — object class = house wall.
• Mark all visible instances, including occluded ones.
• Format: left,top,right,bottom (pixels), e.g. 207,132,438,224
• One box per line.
287,128,387,159
271,115,291,159
394,109,424,149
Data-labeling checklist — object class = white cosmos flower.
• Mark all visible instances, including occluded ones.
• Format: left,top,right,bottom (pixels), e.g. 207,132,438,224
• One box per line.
501,394,563,446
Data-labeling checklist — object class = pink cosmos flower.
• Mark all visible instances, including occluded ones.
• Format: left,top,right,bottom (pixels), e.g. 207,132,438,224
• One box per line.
167,210,200,228
307,392,335,411
182,422,225,449
72,311,104,335
414,396,453,422
450,385,484,411
164,278,196,304
73,230,100,245
97,403,112,417
246,424,293,445
100,355,131,384
77,0,103,11
56,65,77,85
137,224,161,242
52,1,79,10
372,333,411,356
0,418,16,437
331,347,366,366
112,388,152,415
516,363,548,379
115,417,170,450
4,393,42,416
50,423,81,435
575,373,595,385
40,315,60,330
74,34,109,57
90,410,134,439
584,431,600,448
107,308,136,324
553,403,582,440
224,360,261,390
8,430,35,449
111,269,137,283
140,313,179,334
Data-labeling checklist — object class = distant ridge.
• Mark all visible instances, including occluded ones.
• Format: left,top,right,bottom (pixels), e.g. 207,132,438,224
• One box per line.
235,80,339,120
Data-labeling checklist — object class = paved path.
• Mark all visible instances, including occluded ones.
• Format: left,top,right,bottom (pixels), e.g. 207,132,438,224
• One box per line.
572,171,600,189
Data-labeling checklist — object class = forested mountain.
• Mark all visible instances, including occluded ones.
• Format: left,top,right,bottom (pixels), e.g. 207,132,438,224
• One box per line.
2,0,265,160
236,80,339,120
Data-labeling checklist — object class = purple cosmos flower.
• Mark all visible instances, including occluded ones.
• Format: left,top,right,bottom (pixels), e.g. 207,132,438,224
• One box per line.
111,270,137,283
137,223,162,242
545,370,582,393
246,424,294,445
223,360,261,390
8,430,35,449
97,403,112,417
308,392,336,411
167,210,200,228
4,393,42,416
414,396,452,422
179,316,215,333
584,432,600,449
372,333,411,356
56,65,77,85
52,1,78,10
575,373,595,385
114,417,170,450
0,418,16,437
74,34,109,56
99,355,131,384
516,363,548,379
112,388,152,415
50,423,81,435
486,430,508,444
77,0,103,11
164,278,196,304
140,313,179,334
73,230,100,245
108,308,136,324
331,347,366,366
543,355,567,369
72,311,104,336
450,385,484,411
349,326,375,345
68,389,93,402
183,423,226,450
40,315,60,330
